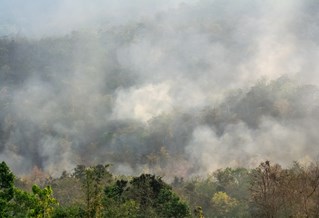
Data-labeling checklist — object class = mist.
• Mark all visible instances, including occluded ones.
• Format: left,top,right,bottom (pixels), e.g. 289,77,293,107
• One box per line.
0,0,319,177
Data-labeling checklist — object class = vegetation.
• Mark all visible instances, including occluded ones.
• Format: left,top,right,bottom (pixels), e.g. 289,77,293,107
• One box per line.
1,160,319,217
0,161,57,217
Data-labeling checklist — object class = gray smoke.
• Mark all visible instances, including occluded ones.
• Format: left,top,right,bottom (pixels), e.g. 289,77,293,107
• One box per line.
0,0,319,177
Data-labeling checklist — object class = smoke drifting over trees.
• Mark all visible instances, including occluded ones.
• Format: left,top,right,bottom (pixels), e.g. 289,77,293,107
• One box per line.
0,0,319,177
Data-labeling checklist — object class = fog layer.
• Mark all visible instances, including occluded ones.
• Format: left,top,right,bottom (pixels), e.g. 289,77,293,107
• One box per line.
0,0,319,177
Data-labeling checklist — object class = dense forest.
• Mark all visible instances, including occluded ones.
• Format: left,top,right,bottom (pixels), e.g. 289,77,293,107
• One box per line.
1,160,319,217
1,0,319,217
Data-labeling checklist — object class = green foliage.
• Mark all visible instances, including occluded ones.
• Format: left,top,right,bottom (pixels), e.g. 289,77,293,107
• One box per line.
6,185,58,217
8,187,37,217
104,174,191,218
103,199,139,218
104,179,128,201
2,161,319,218
52,205,85,218
31,185,58,217
0,161,15,216
129,174,169,208
211,191,239,218
213,167,250,199
155,188,190,218
0,162,58,217
194,206,204,218
74,164,112,218
174,168,250,217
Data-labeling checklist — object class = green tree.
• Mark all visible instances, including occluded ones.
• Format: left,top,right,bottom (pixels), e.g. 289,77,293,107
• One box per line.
8,187,37,217
31,185,58,217
0,162,58,217
104,174,191,217
7,185,58,218
0,161,15,216
74,164,112,218
211,192,239,218
155,188,190,218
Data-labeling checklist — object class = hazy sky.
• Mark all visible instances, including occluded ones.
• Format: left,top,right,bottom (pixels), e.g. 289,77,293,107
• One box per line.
0,0,199,36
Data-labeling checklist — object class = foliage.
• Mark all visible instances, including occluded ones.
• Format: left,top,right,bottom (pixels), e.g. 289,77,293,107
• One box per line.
49,174,83,206
174,168,250,217
31,185,58,217
249,161,319,217
103,199,139,218
0,161,58,217
155,188,190,218
6,185,58,217
8,187,37,217
73,164,112,218
104,174,191,218
194,206,204,218
0,161,15,216
211,191,239,217
52,205,85,218
1,161,319,217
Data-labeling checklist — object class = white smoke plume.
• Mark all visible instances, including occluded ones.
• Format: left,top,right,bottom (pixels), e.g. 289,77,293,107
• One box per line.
0,0,319,177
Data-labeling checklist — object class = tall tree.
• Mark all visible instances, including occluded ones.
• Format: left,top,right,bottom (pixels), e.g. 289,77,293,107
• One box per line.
0,161,14,216
73,164,112,218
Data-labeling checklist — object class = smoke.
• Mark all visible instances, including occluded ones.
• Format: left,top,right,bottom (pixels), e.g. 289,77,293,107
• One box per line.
0,0,319,177
112,83,173,122
186,119,309,176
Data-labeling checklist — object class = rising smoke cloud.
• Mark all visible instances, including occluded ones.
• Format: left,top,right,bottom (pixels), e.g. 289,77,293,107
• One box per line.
0,0,319,177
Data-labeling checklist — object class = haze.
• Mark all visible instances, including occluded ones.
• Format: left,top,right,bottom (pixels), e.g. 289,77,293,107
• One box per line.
0,0,318,177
